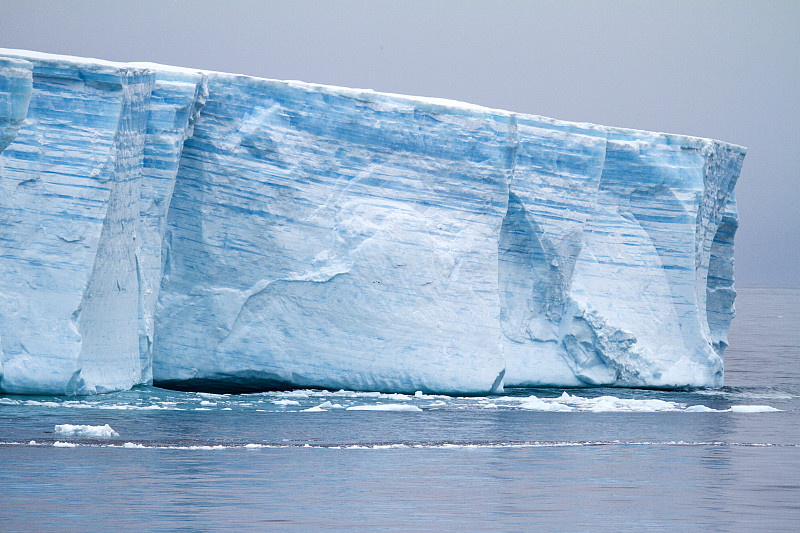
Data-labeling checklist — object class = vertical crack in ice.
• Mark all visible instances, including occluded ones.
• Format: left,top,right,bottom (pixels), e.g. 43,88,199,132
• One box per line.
501,122,612,387
490,367,505,394
706,195,738,356
140,71,209,384
558,136,619,386
495,113,520,389
72,69,155,394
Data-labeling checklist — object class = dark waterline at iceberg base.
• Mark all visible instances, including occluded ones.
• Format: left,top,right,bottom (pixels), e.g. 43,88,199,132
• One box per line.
1,287,799,531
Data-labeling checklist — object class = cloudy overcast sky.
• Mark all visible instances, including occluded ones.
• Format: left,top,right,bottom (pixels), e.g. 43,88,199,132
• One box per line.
1,0,797,286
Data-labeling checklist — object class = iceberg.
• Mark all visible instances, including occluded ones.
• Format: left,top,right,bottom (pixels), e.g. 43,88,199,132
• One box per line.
0,50,745,395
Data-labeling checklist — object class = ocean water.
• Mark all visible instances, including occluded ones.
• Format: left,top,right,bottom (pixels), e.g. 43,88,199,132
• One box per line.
1,287,798,532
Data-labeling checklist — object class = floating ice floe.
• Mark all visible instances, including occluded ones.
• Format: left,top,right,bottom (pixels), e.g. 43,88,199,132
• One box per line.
54,424,119,438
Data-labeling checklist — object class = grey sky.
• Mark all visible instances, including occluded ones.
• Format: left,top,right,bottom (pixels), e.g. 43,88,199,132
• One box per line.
1,0,797,287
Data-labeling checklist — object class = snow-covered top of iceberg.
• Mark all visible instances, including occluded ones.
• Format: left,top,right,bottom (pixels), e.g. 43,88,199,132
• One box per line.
0,48,745,154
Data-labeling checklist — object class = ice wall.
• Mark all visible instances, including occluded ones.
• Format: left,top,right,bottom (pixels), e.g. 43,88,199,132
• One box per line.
153,76,511,394
0,50,745,395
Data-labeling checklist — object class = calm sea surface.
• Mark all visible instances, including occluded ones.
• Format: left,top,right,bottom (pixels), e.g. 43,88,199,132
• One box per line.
1,287,798,532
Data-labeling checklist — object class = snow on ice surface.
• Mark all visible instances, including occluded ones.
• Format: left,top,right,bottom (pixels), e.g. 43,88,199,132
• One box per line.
0,49,745,395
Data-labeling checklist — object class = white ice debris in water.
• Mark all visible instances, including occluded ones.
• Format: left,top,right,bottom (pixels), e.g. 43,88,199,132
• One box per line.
518,397,575,412
0,49,744,396
301,401,341,412
685,405,719,412
3,389,776,415
271,399,301,406
729,405,781,413
490,392,783,413
346,404,423,412
54,424,119,438
503,393,685,412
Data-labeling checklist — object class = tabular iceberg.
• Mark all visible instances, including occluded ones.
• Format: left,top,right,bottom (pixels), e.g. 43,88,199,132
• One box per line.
0,49,745,395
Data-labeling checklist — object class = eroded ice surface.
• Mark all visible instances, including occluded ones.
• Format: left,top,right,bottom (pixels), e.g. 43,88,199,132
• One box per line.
0,49,745,395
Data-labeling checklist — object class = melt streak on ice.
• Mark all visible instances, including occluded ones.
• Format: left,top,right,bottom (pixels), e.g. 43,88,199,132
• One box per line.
0,50,744,395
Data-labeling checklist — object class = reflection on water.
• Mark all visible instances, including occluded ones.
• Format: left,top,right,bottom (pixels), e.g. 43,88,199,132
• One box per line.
3,444,798,531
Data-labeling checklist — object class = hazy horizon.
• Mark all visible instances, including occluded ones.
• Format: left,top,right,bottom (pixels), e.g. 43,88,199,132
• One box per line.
1,0,797,286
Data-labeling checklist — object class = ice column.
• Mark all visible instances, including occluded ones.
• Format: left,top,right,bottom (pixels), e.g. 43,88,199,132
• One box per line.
0,53,153,394
135,66,207,383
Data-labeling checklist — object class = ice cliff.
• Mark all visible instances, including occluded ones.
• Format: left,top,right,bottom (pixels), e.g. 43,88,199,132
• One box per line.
0,50,745,395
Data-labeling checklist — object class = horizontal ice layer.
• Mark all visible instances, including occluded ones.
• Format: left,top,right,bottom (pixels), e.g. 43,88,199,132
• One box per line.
0,49,745,395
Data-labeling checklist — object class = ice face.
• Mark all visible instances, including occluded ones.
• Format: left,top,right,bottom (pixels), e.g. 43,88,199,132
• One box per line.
0,52,154,394
152,74,511,394
0,49,745,395
563,134,744,388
